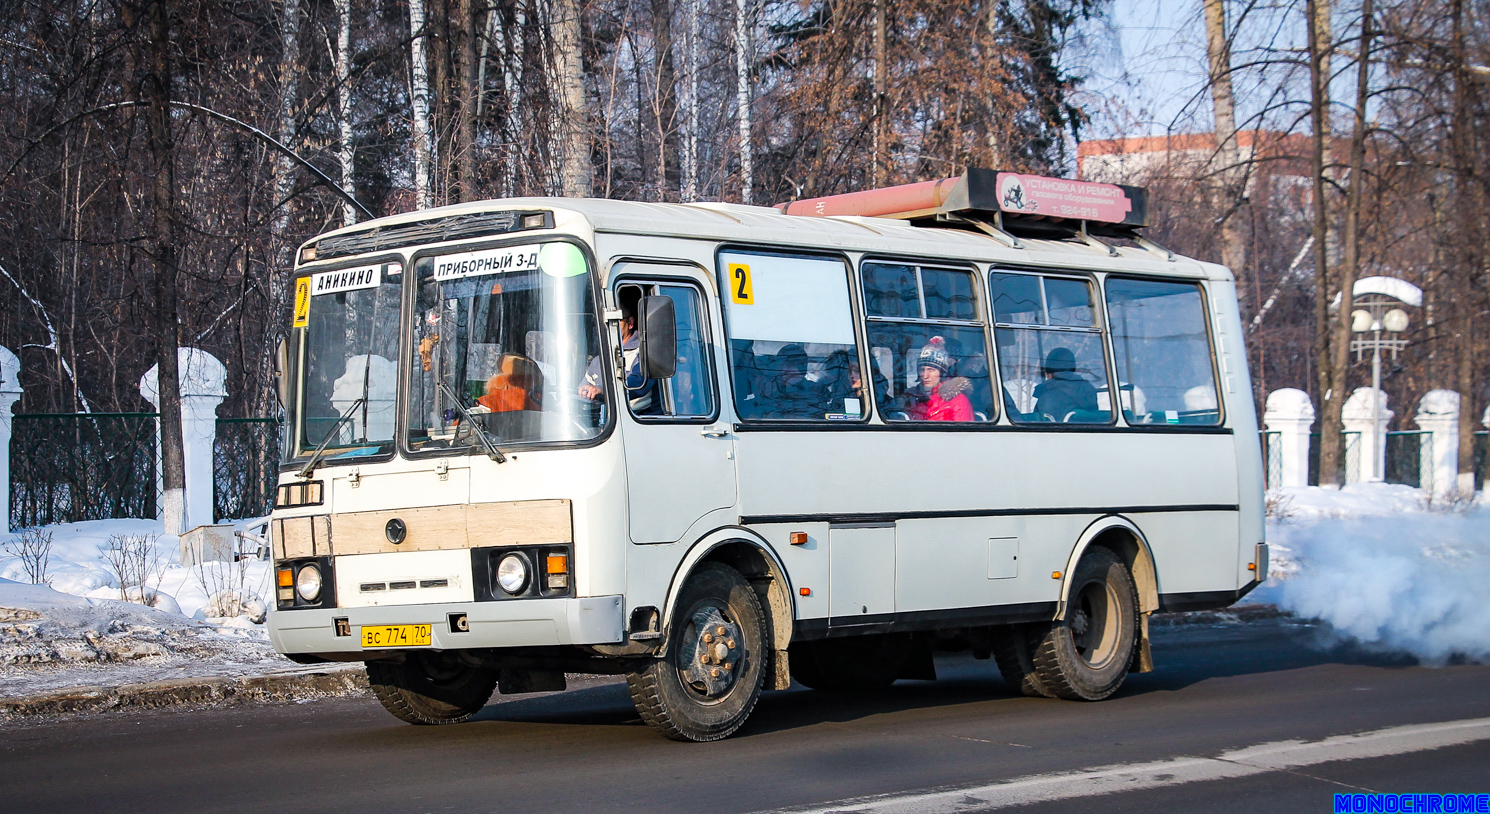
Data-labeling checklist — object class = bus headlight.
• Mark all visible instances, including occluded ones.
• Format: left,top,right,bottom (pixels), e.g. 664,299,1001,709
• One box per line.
496,554,529,595
296,563,323,602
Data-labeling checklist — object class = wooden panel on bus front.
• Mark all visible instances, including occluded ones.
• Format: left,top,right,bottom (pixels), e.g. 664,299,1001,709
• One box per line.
274,515,332,560
329,499,573,555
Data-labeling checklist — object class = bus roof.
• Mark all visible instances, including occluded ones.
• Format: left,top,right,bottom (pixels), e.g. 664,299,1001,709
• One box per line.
301,196,1222,282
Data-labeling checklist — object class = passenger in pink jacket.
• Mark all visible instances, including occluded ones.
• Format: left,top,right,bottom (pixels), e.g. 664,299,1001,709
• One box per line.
911,337,973,422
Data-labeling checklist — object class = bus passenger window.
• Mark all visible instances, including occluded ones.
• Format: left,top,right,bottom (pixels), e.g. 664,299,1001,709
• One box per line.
990,272,1111,424
720,251,864,421
1104,278,1221,425
862,261,994,423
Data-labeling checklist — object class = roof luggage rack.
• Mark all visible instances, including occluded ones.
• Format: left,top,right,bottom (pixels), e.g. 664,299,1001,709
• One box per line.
775,169,1171,259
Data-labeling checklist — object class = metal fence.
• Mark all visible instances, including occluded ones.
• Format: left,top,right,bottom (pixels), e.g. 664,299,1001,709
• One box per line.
1261,431,1281,489
1476,431,1487,492
8,413,158,530
213,418,282,522
1384,430,1426,489
1307,433,1358,486
7,413,283,531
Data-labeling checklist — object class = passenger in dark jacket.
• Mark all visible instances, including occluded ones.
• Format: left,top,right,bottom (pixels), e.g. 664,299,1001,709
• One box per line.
1032,347,1098,421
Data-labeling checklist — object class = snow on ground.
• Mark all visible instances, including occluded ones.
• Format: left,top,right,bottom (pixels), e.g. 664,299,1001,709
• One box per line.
0,518,289,699
1254,483,1490,664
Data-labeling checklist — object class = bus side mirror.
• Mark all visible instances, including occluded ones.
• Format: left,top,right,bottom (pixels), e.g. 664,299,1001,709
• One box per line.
638,295,677,379
274,335,290,409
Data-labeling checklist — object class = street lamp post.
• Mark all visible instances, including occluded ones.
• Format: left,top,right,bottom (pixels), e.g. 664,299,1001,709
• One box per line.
1349,297,1410,481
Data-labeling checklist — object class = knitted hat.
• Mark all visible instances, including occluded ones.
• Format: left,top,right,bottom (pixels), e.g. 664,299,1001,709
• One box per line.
917,336,954,375
1043,346,1077,374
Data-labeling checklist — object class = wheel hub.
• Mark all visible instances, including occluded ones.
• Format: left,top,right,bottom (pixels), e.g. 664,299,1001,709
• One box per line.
680,607,742,698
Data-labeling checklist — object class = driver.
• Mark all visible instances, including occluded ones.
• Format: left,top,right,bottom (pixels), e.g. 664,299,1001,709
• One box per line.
579,288,661,415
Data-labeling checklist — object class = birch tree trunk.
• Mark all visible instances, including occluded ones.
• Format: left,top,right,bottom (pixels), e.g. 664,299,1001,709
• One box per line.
682,0,699,201
1204,0,1244,274
273,0,301,237
336,0,357,225
734,0,752,204
410,0,435,209
553,0,591,197
1308,0,1343,486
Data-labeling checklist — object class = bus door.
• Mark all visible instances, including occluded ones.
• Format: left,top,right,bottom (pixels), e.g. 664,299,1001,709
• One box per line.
611,267,737,544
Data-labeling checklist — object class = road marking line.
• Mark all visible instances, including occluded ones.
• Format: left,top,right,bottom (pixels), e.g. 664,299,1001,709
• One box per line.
763,717,1490,814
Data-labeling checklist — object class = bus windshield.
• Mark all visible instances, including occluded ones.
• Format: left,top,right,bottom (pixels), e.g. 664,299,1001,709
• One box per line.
288,261,404,461
406,241,605,451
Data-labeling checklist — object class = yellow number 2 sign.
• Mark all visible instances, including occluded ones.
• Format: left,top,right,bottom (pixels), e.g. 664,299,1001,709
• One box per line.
728,263,754,304
292,277,311,327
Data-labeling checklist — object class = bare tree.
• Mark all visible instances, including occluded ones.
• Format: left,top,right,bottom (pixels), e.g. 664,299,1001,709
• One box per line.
555,0,592,196
411,0,435,209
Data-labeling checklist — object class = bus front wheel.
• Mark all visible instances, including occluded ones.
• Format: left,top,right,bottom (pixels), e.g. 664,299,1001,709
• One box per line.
627,562,767,742
1028,547,1138,701
366,651,499,724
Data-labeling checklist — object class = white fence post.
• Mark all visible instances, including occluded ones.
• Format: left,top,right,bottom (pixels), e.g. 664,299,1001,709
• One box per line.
0,346,21,534
1341,387,1391,484
1413,389,1459,500
141,348,227,533
1263,388,1314,488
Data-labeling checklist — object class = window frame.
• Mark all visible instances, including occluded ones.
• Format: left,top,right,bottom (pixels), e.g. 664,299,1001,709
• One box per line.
1101,273,1227,429
399,234,616,460
858,255,999,425
988,266,1119,427
608,269,723,425
714,244,871,426
280,251,407,472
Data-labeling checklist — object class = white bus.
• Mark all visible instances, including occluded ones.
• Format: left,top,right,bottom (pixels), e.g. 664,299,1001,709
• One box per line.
268,170,1266,742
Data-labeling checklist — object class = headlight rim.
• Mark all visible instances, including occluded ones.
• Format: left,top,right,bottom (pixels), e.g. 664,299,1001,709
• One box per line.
295,563,324,603
495,553,530,596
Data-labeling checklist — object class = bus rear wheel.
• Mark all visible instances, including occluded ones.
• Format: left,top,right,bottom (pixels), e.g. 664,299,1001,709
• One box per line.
366,651,499,725
1028,547,1138,701
627,563,767,742
991,625,1056,698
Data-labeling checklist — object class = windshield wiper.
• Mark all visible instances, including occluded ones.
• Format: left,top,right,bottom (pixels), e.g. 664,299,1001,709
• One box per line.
438,380,508,463
297,397,367,479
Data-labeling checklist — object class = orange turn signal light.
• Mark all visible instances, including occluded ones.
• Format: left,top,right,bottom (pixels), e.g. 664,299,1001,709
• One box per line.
799,587,811,597
546,554,568,575
1051,571,1062,580
1248,562,1257,571
789,532,808,546
277,568,294,587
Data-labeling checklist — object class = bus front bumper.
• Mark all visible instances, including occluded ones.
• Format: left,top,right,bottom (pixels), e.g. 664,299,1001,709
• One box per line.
267,595,625,656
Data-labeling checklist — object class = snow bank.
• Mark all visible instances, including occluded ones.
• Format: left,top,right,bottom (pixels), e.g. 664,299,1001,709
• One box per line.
0,517,272,625
1260,483,1490,664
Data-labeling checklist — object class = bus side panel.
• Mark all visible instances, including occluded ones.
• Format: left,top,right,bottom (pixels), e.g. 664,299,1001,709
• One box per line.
734,429,1242,620
1205,276,1266,589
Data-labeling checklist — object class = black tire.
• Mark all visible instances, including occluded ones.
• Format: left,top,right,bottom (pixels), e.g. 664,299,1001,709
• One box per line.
627,563,766,742
366,651,499,725
990,624,1056,698
1029,547,1139,701
789,634,914,692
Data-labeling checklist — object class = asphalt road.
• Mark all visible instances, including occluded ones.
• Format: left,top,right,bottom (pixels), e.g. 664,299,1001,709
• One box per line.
3,617,1488,814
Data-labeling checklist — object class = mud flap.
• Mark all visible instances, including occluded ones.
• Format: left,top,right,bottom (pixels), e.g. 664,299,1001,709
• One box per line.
770,649,792,690
1135,612,1154,673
